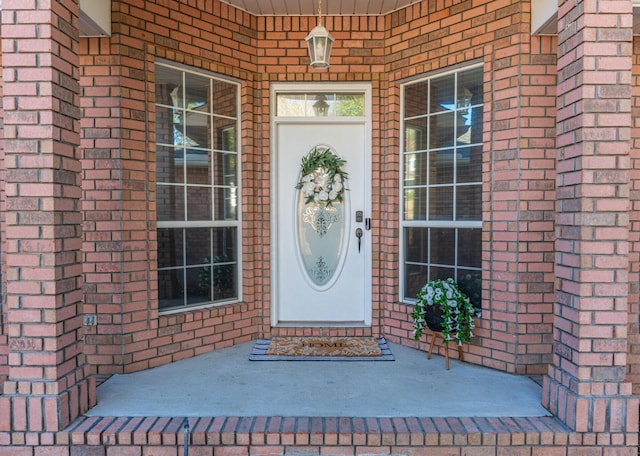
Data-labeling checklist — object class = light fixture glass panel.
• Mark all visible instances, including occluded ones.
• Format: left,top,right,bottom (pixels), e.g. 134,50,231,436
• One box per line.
306,25,334,69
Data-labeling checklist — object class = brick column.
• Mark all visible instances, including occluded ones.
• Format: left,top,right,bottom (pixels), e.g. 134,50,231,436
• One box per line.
542,0,639,433
0,0,95,432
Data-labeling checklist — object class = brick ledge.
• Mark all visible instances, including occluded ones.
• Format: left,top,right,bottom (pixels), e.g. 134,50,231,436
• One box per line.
1,415,638,453
62,415,634,447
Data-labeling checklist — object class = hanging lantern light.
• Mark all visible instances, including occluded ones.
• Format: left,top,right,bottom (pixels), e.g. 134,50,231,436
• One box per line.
312,94,330,116
305,0,334,69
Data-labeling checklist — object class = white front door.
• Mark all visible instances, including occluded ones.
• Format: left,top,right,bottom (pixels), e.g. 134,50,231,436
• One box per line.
272,88,371,326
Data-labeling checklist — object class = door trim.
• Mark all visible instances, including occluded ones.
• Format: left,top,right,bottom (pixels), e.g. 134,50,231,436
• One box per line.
270,82,373,328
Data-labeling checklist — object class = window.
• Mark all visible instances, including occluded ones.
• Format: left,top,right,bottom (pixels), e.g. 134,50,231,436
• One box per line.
401,64,483,306
155,62,240,312
275,92,365,117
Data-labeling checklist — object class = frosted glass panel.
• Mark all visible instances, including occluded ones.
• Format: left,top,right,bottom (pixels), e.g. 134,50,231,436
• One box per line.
297,200,345,287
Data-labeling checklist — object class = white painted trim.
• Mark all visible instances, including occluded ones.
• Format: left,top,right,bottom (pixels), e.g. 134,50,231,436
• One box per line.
80,0,111,37
531,0,557,35
533,0,640,35
270,82,373,328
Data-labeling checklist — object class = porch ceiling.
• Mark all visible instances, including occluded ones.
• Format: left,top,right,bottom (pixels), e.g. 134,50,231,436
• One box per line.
219,0,423,15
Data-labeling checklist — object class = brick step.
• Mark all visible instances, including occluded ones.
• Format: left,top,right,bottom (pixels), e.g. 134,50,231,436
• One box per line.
25,415,638,454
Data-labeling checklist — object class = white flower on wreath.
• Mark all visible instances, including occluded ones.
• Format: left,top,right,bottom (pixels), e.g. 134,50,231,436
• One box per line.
295,147,348,207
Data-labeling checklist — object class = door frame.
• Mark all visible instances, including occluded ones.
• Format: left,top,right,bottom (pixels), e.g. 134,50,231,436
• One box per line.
270,82,373,328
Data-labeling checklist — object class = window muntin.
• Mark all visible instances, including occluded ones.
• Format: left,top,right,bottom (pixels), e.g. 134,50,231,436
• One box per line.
155,62,240,311
401,65,483,306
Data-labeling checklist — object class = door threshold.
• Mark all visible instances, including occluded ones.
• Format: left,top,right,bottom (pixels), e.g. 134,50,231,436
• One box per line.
274,321,370,328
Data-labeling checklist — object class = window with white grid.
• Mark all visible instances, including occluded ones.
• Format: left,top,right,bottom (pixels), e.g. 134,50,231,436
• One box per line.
155,62,240,312
401,64,483,306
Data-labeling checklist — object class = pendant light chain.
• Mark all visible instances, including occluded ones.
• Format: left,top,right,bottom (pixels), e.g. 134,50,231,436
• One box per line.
305,0,334,69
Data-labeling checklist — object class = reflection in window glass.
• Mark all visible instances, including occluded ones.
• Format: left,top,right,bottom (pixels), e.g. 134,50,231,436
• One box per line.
404,118,428,152
157,228,184,268
335,93,365,116
155,62,240,311
430,74,455,113
276,93,365,117
404,80,429,118
401,64,483,306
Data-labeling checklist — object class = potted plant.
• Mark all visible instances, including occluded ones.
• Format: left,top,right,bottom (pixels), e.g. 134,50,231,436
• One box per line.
412,278,481,346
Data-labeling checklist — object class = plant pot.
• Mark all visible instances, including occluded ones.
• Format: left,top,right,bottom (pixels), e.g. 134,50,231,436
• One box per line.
424,304,445,333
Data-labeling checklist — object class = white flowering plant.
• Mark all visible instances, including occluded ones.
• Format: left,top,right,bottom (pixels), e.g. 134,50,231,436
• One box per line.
295,147,348,206
412,278,481,346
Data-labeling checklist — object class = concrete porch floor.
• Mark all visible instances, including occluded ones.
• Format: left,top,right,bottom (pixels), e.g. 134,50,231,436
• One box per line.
86,340,551,418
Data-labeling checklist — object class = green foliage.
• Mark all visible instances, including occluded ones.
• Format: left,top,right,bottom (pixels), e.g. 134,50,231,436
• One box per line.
298,147,348,180
335,95,364,116
295,147,348,206
412,278,481,346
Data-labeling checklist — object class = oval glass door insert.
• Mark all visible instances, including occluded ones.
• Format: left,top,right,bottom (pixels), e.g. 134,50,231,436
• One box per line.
295,145,349,288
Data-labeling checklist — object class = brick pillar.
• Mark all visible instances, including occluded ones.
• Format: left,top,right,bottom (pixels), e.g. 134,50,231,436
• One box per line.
0,0,95,432
542,0,639,433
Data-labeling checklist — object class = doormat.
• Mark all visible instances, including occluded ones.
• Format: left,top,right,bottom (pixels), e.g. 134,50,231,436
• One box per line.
249,336,394,361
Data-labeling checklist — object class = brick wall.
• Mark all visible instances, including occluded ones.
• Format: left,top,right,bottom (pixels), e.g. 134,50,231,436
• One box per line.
0,0,94,432
257,13,387,339
0,0,637,450
0,415,638,456
628,35,640,395
380,0,557,375
0,0,635,403
542,0,638,433
80,36,128,379
3,0,561,380
80,0,262,375
0,37,7,388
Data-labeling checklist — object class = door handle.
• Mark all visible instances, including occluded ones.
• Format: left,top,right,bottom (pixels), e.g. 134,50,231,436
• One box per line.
355,228,363,253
